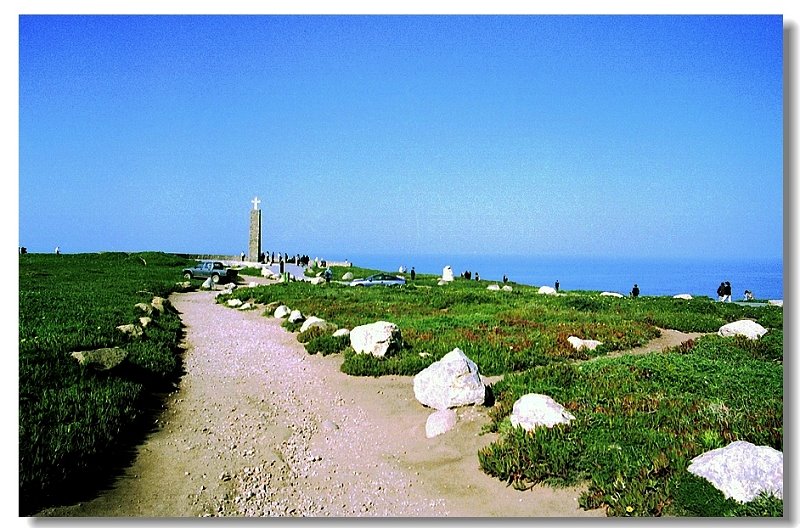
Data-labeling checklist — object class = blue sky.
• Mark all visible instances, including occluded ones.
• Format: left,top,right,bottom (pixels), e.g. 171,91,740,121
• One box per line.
18,14,783,260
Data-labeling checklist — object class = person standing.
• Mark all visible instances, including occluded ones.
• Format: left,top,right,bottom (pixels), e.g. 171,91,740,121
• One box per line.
410,267,416,281
503,274,508,284
716,282,726,302
723,281,732,303
240,251,245,262
555,280,560,292
631,284,640,298
55,246,60,255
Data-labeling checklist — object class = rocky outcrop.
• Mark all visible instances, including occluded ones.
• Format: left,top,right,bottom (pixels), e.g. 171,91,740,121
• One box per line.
413,348,485,410
425,409,457,438
538,286,557,295
567,336,603,351
350,321,402,357
274,305,291,319
718,320,767,340
139,316,152,328
600,292,624,298
673,294,693,300
687,441,783,502
71,347,128,371
342,272,354,281
509,394,575,431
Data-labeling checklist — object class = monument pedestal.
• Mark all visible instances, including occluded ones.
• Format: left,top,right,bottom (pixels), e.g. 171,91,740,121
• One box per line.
248,197,262,262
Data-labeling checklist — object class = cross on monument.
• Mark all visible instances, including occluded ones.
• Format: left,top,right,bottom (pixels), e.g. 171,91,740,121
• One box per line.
251,196,261,210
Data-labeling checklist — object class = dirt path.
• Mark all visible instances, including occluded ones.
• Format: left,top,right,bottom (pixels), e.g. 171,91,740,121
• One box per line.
38,291,698,518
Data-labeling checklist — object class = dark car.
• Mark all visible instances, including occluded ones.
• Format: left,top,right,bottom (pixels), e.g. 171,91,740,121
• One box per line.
349,273,406,287
182,261,239,284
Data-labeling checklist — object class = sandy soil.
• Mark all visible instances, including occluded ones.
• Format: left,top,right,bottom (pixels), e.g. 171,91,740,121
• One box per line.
36,289,700,518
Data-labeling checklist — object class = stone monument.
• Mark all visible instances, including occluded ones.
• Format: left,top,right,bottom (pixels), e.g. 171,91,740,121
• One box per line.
248,196,262,262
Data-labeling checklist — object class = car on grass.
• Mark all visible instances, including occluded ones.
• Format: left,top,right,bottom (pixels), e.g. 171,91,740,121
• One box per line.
349,273,406,287
182,261,239,284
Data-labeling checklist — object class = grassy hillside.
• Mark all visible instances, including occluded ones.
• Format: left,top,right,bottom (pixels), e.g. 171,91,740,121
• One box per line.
19,252,192,515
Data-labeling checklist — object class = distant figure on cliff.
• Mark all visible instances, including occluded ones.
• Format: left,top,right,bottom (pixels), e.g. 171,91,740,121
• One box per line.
410,267,416,281
240,251,245,261
723,281,732,303
744,289,754,301
555,280,560,292
324,268,333,283
475,272,480,281
464,270,471,280
717,282,726,302
503,274,508,284
631,284,640,298
55,246,60,255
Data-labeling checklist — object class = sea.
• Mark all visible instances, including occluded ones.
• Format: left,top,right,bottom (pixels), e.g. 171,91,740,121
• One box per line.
340,254,784,301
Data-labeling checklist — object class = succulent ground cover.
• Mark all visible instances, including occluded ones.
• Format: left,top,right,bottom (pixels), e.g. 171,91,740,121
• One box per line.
19,252,192,515
223,266,783,516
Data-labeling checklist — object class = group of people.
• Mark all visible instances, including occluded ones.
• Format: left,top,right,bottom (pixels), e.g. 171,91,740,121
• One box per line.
460,270,480,281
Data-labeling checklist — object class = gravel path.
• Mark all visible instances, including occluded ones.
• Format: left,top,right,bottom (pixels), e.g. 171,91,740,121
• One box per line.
40,289,661,518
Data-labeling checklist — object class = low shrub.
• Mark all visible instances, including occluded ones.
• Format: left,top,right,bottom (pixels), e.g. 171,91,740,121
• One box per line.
305,334,349,356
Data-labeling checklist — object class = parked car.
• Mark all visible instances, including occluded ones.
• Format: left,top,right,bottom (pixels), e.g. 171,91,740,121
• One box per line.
182,261,239,284
349,273,406,287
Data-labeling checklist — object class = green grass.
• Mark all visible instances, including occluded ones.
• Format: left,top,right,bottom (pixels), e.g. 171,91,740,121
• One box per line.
19,252,192,515
479,334,783,517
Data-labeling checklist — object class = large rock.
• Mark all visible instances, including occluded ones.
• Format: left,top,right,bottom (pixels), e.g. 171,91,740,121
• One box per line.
673,294,693,300
71,347,128,371
300,316,332,334
687,441,783,502
509,394,575,431
425,409,458,438
487,284,501,291
350,321,402,357
116,324,143,338
261,267,276,278
567,336,603,351
413,348,485,410
768,300,783,307
718,320,767,340
437,280,448,286
600,291,624,298
274,305,291,319
538,286,557,295
201,277,214,290
309,277,326,285
332,328,350,338
442,266,454,282
342,272,354,281
139,316,152,328
502,285,513,292
288,310,305,324
226,298,243,308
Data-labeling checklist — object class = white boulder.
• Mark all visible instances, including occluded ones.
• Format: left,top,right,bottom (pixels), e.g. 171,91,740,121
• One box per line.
300,316,331,333
442,266,454,282
332,328,350,338
309,277,326,285
567,336,603,351
437,280,447,286
538,286,557,295
288,310,305,324
600,291,624,298
71,347,127,371
248,281,258,288
673,294,693,300
502,285,513,292
509,394,575,431
425,409,458,439
238,303,252,310
226,299,243,308
768,300,783,307
413,348,485,410
342,272,354,281
718,320,767,340
687,441,783,502
487,284,501,291
134,302,153,316
274,305,291,319
350,321,402,357
201,277,214,290
116,324,143,338
261,267,276,278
